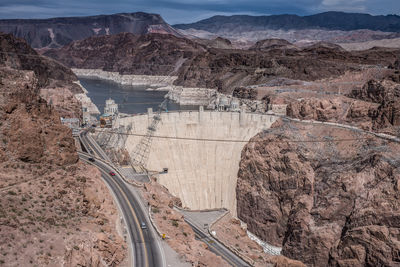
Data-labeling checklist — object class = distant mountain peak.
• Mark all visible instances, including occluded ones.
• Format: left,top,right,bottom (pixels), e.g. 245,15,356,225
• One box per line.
174,11,400,32
0,12,180,49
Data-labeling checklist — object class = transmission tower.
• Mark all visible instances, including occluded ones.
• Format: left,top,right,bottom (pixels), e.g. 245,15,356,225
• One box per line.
131,99,168,169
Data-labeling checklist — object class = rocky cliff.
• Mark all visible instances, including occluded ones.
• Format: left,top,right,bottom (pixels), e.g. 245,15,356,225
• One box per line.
174,45,399,93
0,12,181,49
0,33,78,89
286,74,400,135
237,120,400,266
348,78,400,133
43,32,400,93
43,33,206,76
0,32,83,118
0,33,126,266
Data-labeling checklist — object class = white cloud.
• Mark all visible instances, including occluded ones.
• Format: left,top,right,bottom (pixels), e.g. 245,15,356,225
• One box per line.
318,0,367,12
322,0,365,6
0,3,109,19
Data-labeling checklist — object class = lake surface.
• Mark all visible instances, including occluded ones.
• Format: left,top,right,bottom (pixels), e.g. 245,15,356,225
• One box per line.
79,77,197,115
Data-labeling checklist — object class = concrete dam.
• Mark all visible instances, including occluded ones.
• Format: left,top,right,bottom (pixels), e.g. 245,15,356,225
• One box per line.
115,110,278,215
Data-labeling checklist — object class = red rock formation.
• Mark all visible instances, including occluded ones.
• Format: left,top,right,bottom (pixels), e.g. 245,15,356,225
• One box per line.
348,78,400,133
0,32,83,118
43,33,206,76
0,67,77,165
0,33,126,266
43,32,400,93
236,121,400,266
233,87,257,100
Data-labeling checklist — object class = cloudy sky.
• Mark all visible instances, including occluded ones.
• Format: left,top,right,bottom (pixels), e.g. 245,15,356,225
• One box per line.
0,0,399,24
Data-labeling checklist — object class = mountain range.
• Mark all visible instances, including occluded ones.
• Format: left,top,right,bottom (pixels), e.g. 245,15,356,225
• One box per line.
1,11,400,49
0,12,180,49
174,12,400,32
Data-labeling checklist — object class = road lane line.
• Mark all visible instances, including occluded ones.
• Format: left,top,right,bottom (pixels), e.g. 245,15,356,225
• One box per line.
94,159,150,267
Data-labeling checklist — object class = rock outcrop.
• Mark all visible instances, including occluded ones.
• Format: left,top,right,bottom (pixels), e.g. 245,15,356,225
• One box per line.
285,75,400,135
0,33,79,89
0,32,83,118
249,39,298,51
43,33,206,76
0,33,126,266
348,78,400,133
236,121,400,267
44,32,400,93
232,87,257,100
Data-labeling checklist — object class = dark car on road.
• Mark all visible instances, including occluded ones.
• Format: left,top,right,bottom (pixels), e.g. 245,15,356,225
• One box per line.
88,157,95,162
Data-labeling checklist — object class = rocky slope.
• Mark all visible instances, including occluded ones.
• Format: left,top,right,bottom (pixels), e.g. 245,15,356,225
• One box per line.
174,45,400,93
0,12,181,49
142,181,231,267
175,12,400,33
286,73,400,135
43,32,400,93
175,12,400,48
349,77,400,134
249,39,299,51
0,34,126,266
0,33,78,90
339,37,400,51
237,120,400,267
0,32,83,118
43,33,206,76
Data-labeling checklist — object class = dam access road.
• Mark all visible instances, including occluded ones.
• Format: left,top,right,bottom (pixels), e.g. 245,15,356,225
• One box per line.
80,130,250,266
79,131,165,267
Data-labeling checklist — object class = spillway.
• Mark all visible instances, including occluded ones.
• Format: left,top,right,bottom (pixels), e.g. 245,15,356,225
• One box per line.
117,110,277,215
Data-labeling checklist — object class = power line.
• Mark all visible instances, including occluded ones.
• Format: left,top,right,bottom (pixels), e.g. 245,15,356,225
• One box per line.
92,128,374,143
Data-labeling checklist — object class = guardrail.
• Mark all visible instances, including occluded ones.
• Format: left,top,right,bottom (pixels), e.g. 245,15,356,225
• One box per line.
207,212,256,266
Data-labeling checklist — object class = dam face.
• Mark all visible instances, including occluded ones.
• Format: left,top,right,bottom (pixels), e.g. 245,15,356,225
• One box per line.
117,110,277,215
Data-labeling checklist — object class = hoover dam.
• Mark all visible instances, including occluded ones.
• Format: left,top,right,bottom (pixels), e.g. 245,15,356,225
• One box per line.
115,109,278,215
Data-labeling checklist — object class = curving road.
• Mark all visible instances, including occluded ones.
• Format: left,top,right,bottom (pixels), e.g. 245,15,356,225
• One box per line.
79,130,164,267
184,217,250,267
80,129,252,267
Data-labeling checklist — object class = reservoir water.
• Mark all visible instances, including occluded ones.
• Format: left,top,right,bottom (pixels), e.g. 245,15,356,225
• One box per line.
79,77,197,115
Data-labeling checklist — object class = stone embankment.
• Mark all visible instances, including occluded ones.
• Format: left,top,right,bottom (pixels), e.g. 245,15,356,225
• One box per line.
164,86,217,105
73,81,100,115
72,68,178,87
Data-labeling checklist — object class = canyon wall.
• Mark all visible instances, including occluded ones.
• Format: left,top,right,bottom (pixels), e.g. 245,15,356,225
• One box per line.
236,120,400,266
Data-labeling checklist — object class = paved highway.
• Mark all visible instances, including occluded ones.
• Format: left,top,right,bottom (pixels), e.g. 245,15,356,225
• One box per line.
80,129,250,267
79,131,164,267
184,217,250,267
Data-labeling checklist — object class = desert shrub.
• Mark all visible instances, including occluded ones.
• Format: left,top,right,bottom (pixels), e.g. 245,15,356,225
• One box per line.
171,220,179,227
151,207,160,213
